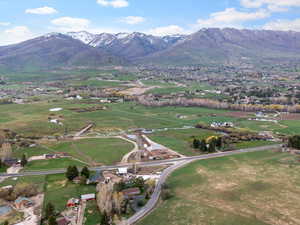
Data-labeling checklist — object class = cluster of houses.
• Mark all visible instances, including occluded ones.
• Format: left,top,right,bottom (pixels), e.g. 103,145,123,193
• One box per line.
210,122,234,128
0,186,36,223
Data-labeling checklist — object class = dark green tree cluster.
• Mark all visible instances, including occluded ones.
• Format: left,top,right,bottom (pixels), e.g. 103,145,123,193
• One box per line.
288,135,300,149
45,202,57,225
66,166,79,181
21,154,28,167
101,211,110,225
81,166,90,179
192,137,223,153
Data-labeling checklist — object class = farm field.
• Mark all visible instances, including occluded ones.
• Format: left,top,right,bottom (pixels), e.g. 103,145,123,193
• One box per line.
138,150,300,225
14,138,134,171
49,138,134,165
1,99,299,139
24,158,85,171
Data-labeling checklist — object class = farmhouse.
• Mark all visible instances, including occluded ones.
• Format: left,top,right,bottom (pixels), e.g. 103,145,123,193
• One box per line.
122,187,141,199
117,167,128,175
66,198,79,207
81,193,96,201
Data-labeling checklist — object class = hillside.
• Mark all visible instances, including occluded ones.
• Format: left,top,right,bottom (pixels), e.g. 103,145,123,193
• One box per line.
1,28,300,71
0,33,124,72
138,28,300,66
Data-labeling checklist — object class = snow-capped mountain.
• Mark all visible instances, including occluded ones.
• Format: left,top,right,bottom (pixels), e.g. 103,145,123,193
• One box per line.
2,28,300,72
66,31,97,45
65,31,187,59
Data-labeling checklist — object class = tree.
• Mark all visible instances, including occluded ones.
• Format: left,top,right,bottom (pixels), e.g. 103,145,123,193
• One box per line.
66,166,79,181
208,138,217,153
20,154,28,167
3,221,8,225
48,215,58,225
199,139,207,152
133,177,145,190
288,135,300,149
216,137,223,149
45,202,55,219
192,139,200,149
81,166,90,179
101,211,110,225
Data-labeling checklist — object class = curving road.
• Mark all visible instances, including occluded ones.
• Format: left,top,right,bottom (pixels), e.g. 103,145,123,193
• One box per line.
0,144,281,178
123,144,282,225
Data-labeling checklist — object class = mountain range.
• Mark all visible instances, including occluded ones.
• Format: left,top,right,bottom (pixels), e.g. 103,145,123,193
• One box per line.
0,28,300,71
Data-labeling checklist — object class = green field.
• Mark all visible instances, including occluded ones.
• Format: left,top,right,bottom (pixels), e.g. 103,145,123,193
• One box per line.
149,128,218,156
24,158,85,171
149,129,276,156
138,150,300,225
43,174,96,212
49,138,134,165
1,99,299,138
84,201,102,225
13,138,134,171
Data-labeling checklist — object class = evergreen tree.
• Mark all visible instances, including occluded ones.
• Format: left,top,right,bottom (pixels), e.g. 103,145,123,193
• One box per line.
192,139,200,149
81,166,90,179
45,202,55,219
199,139,207,152
208,139,217,153
216,137,223,149
48,215,58,225
66,166,79,181
20,154,28,167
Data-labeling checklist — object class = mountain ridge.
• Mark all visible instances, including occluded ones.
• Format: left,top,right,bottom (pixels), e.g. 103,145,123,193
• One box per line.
1,28,300,71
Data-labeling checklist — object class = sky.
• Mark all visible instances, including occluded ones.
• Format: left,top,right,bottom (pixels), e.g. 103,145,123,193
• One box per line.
1,0,300,45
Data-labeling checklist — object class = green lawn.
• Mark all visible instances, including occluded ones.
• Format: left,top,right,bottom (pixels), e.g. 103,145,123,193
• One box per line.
84,201,102,225
234,140,277,149
24,158,85,171
0,175,46,192
138,150,300,225
43,174,96,212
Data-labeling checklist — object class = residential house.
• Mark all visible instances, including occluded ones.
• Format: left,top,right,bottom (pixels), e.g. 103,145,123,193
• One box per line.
14,197,34,209
0,205,13,217
66,198,79,208
81,194,96,201
122,188,141,199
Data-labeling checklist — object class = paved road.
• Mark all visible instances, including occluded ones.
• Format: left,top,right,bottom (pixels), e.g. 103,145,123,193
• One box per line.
0,144,281,178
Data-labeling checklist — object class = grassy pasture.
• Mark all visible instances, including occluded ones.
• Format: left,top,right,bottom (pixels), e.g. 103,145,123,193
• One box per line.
138,150,300,225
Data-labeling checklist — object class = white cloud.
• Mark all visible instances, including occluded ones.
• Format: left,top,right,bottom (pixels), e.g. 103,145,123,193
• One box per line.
0,22,10,26
25,6,58,15
97,0,129,8
120,16,145,25
196,8,270,28
263,18,300,31
51,17,90,32
0,26,35,45
148,25,185,36
241,0,300,9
